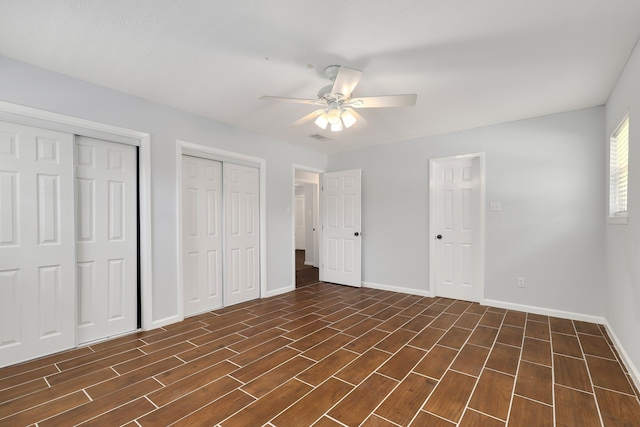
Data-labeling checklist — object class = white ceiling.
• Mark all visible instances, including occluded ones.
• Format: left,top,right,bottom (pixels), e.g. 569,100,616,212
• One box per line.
1,1,639,154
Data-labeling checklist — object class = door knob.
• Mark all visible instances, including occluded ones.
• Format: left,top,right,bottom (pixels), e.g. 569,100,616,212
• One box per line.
436,234,442,239
354,232,360,236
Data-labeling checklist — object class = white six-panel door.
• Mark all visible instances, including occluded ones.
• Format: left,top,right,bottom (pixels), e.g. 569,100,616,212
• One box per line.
320,170,362,287
431,156,483,302
224,163,260,306
182,155,223,315
0,122,76,367
75,136,138,344
295,194,305,250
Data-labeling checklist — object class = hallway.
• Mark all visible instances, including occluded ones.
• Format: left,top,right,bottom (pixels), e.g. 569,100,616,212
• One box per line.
295,250,319,288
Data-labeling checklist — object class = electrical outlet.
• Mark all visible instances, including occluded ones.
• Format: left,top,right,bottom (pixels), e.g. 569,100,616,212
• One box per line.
517,277,525,288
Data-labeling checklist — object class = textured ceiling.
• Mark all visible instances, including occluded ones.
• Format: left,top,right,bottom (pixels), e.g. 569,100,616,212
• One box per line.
1,0,639,154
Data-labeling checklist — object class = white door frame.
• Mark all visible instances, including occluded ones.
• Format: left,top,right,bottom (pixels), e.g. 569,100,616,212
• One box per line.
292,165,325,289
176,140,267,321
429,152,486,302
0,101,154,332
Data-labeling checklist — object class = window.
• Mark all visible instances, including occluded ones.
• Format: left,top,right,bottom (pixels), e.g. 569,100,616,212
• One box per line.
609,115,629,223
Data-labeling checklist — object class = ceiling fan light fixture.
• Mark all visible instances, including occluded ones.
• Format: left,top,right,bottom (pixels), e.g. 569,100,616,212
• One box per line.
315,112,329,129
341,109,357,128
330,121,343,132
327,107,341,125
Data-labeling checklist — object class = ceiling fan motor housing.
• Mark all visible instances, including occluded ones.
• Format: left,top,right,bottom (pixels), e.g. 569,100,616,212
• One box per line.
317,84,335,101
324,65,341,81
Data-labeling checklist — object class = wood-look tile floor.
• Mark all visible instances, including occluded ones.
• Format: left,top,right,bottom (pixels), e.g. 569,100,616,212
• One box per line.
2,283,640,426
295,250,319,288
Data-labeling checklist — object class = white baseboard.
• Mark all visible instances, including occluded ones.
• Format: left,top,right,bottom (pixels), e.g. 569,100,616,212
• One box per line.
149,287,295,331
265,285,296,298
362,281,431,297
603,320,640,393
150,315,181,330
303,261,314,266
482,299,605,324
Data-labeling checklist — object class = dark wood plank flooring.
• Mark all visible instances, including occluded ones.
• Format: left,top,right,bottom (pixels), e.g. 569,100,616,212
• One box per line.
296,250,319,288
1,283,639,426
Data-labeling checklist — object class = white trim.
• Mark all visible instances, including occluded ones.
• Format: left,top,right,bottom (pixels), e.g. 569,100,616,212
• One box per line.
429,152,486,302
175,145,185,323
606,215,629,225
292,164,326,288
0,101,145,145
176,140,267,320
483,299,605,324
603,320,640,392
0,100,154,333
138,135,153,331
265,285,296,299
304,262,314,266
362,281,432,297
151,315,181,330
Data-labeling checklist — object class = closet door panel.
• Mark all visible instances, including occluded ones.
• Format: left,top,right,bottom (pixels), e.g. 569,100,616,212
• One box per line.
224,163,259,306
76,136,138,344
182,155,223,315
0,121,75,367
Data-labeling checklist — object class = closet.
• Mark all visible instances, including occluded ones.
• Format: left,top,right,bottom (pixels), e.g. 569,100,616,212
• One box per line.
181,154,260,316
0,122,139,367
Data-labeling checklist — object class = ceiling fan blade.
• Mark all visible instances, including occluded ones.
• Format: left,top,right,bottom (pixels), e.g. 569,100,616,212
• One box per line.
259,95,320,105
331,66,363,98
287,109,325,128
349,94,417,108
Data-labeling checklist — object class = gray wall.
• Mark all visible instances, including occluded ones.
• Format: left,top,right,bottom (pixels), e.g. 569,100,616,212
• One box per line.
605,39,640,381
0,55,326,323
3,52,637,381
329,107,606,318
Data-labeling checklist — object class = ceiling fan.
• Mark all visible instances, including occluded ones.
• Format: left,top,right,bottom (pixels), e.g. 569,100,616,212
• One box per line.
259,65,417,132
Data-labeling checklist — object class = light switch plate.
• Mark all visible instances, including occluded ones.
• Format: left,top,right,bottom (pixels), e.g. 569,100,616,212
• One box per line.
490,202,501,212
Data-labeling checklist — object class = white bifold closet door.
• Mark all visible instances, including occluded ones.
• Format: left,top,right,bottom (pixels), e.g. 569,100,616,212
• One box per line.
0,122,76,367
75,136,138,344
182,155,223,316
181,158,260,314
224,163,260,306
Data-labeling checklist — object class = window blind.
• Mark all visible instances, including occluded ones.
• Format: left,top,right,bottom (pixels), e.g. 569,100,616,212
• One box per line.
610,116,629,215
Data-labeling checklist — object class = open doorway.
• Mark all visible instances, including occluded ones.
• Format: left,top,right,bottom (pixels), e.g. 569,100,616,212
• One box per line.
294,168,321,287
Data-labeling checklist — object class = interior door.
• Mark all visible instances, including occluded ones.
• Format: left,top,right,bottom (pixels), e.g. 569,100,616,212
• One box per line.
295,194,305,250
76,136,138,344
431,156,483,302
320,169,361,287
224,163,260,306
0,122,76,367
182,155,223,316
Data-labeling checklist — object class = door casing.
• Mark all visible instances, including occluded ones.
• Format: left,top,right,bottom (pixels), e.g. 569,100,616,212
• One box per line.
292,165,324,289
429,153,486,302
